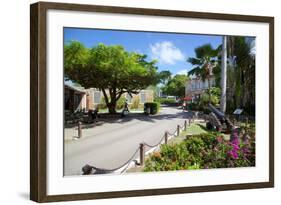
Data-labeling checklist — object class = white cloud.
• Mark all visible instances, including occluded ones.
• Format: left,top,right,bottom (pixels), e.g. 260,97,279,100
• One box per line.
176,69,188,75
150,41,185,65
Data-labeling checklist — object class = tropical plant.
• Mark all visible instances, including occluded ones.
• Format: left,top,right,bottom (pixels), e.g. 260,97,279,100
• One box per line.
220,36,227,113
226,37,255,115
187,44,218,103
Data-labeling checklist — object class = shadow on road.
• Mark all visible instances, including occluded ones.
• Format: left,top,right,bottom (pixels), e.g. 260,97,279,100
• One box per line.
65,107,195,129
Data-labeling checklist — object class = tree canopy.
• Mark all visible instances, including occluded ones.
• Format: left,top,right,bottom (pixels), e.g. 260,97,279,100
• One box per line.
64,41,159,113
158,70,172,85
162,74,188,98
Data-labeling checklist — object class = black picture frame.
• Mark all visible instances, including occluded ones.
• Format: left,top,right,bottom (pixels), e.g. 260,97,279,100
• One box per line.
30,1,274,202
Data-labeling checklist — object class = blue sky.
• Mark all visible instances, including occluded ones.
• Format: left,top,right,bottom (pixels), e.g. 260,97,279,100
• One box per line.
64,27,223,75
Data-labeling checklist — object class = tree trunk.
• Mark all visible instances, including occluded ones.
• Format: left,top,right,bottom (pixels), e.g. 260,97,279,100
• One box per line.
107,101,117,114
220,35,227,113
101,88,117,114
207,77,211,103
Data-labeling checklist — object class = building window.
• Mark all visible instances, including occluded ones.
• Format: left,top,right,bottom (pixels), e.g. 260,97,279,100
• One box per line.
93,91,101,104
191,83,195,90
140,92,146,103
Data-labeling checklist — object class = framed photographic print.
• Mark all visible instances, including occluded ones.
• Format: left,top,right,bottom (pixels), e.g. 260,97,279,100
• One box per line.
30,1,274,202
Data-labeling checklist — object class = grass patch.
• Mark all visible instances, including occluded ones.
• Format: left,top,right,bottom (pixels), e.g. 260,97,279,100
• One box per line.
169,123,207,144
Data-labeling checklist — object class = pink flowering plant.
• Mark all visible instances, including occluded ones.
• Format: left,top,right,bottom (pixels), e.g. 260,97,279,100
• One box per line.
144,131,255,172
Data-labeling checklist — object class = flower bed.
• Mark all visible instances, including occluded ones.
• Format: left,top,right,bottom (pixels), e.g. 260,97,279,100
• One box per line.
143,132,255,172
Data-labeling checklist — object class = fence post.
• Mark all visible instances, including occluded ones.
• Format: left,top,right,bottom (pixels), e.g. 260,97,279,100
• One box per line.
78,121,82,138
184,120,187,131
164,132,168,144
177,125,180,136
139,143,145,166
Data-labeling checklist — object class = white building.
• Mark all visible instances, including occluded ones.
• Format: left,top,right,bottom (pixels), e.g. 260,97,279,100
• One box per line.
185,75,216,102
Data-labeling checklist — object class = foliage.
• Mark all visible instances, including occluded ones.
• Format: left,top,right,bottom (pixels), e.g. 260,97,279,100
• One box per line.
225,37,255,115
98,96,127,111
64,41,159,113
187,44,219,103
158,70,172,85
130,96,140,109
161,74,188,98
144,132,255,172
187,44,218,79
199,87,221,106
116,96,126,110
144,102,160,115
155,97,176,104
98,97,108,109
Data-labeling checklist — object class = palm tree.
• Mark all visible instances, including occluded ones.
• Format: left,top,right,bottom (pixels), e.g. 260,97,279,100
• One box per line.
220,36,227,113
227,37,255,114
187,44,218,103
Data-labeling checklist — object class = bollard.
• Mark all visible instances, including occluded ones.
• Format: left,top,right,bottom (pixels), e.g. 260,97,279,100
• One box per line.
246,117,249,127
177,125,180,136
78,121,82,138
189,117,191,126
184,120,187,131
164,132,168,144
139,143,145,166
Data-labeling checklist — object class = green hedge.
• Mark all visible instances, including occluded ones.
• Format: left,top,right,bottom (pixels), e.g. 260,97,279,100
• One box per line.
144,102,160,115
155,97,176,104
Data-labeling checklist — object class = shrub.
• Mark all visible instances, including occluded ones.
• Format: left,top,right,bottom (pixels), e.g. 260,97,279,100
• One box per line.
155,97,176,104
116,96,126,110
144,102,160,114
98,96,127,110
143,132,255,172
98,97,108,109
130,96,140,109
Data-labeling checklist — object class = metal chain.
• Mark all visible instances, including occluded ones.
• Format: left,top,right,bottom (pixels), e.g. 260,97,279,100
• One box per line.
143,133,166,148
88,146,140,173
84,121,187,174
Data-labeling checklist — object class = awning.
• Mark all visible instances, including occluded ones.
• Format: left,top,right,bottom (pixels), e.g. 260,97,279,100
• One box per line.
182,97,192,101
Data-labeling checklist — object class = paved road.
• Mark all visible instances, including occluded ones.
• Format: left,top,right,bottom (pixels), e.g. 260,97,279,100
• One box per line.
64,106,193,176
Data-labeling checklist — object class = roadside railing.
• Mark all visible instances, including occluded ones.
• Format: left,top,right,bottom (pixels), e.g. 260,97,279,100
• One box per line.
82,119,191,175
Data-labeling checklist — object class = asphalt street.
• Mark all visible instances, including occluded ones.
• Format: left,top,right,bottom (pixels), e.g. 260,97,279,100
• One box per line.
64,106,193,176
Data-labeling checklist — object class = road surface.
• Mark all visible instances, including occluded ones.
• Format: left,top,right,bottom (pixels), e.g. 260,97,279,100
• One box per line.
64,106,193,176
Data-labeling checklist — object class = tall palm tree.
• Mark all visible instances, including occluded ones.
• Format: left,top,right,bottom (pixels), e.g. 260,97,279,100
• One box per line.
227,37,255,114
187,44,218,103
220,36,227,113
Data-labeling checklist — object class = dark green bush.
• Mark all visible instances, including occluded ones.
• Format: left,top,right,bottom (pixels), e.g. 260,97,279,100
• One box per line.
144,102,160,114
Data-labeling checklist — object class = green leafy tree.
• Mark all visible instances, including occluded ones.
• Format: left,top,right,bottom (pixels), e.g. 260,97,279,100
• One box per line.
64,42,158,113
162,74,188,98
158,70,172,85
187,44,218,103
